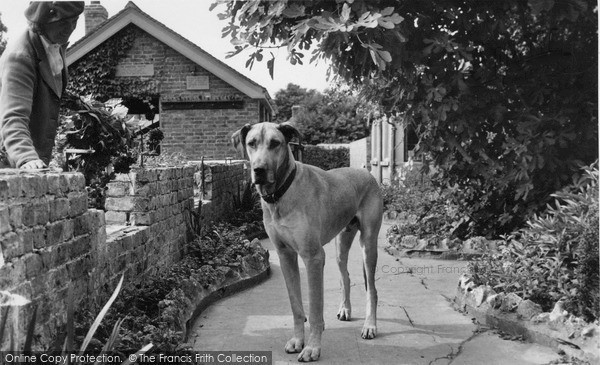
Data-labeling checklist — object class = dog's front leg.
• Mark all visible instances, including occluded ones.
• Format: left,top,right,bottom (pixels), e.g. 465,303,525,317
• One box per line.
298,246,325,362
276,245,306,354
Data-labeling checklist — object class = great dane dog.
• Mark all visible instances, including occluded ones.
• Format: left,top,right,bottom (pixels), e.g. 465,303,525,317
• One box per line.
232,122,382,362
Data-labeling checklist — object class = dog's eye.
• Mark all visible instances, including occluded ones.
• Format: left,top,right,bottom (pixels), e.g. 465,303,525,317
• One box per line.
247,139,257,148
269,140,281,149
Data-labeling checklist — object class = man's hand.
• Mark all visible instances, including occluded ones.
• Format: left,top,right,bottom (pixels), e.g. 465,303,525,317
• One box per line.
20,159,47,169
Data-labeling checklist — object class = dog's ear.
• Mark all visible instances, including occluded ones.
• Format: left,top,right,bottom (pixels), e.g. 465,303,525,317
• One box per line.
232,123,252,159
277,122,302,143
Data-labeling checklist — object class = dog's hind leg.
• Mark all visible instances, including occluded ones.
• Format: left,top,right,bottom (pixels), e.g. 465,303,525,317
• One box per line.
359,227,378,339
335,225,358,321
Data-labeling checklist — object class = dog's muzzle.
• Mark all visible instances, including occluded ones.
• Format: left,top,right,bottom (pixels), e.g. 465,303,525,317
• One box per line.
253,167,269,185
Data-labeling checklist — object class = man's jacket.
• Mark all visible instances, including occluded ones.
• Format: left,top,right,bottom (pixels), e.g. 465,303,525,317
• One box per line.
0,28,67,168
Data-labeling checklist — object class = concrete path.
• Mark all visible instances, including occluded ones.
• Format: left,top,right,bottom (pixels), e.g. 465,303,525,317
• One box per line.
190,223,560,364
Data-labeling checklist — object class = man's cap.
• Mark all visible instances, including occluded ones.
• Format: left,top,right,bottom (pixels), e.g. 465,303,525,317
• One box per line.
25,1,85,24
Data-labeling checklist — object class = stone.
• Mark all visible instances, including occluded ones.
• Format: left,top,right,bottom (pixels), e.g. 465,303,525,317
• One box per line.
501,292,522,312
473,285,496,307
549,300,569,323
458,274,473,290
400,235,418,249
581,325,596,337
487,293,504,309
517,299,543,320
531,312,550,324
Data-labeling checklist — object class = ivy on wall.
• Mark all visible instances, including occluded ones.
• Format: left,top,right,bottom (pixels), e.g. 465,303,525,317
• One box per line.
67,25,157,102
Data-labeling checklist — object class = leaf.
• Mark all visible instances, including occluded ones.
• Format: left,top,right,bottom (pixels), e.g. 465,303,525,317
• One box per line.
267,53,275,79
356,11,380,28
378,13,404,29
341,3,351,23
381,7,395,16
78,275,124,355
378,50,392,63
282,3,305,18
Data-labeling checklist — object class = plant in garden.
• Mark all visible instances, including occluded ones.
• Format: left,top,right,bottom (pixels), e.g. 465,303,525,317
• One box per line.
1,280,152,364
215,0,598,238
382,165,460,241
56,94,138,209
469,163,599,322
78,223,267,352
303,145,349,170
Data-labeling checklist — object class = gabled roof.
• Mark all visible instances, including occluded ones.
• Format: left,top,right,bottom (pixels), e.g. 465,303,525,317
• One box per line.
67,1,273,112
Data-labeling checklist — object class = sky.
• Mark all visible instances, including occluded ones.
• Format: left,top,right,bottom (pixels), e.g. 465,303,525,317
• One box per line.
0,0,334,97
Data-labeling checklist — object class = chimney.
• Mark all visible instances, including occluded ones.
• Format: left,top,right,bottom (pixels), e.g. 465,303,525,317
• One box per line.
84,1,108,34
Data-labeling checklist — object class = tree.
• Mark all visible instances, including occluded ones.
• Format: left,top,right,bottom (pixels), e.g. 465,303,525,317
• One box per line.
274,83,371,144
273,83,318,123
215,0,598,237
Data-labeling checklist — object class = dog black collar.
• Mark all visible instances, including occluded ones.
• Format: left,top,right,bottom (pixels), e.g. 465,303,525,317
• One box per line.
261,166,297,204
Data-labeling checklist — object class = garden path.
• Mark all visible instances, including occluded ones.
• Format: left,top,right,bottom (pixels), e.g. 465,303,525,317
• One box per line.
190,222,560,364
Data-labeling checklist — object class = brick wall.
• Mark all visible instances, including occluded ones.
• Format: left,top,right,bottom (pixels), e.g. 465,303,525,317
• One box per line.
0,166,195,350
96,25,262,160
0,170,101,349
0,162,253,350
195,161,250,227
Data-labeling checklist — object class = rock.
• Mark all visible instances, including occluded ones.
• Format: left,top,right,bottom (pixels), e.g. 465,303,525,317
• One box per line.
249,238,264,252
549,300,569,323
385,246,399,256
400,235,419,249
582,325,597,337
473,285,496,307
487,293,504,309
500,292,522,312
463,236,488,252
440,238,450,250
458,274,473,290
531,312,551,324
456,275,476,294
415,238,429,250
517,299,543,320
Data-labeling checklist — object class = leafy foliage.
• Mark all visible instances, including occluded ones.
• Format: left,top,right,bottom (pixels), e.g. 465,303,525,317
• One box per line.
77,223,266,352
303,145,349,170
469,163,599,321
216,0,598,237
274,83,371,144
67,25,156,102
382,165,460,241
56,95,138,209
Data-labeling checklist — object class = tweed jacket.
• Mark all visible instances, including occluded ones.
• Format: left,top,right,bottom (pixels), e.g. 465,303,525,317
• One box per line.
0,28,67,168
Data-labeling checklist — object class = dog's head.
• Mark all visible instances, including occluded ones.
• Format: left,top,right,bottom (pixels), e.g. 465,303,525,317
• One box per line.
232,122,300,187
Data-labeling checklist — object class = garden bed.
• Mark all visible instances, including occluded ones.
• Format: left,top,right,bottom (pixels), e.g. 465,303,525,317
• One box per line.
75,223,270,353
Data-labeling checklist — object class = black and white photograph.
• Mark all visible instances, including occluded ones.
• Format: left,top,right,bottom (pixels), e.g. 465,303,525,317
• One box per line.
0,1,597,364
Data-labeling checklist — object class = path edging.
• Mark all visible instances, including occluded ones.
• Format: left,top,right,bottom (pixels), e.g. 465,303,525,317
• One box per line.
454,275,599,363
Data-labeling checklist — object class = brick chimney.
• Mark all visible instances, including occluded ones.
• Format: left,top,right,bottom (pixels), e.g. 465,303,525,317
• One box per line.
84,1,108,34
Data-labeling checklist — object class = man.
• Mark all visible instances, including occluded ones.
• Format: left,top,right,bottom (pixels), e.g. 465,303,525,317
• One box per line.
0,2,84,169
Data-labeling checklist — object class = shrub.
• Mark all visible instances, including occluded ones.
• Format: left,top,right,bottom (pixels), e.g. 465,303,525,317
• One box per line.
55,95,138,209
302,145,349,170
383,165,460,240
468,162,599,322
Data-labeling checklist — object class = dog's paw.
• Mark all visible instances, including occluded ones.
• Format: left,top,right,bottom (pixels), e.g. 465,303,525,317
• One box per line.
297,345,321,362
361,323,377,339
336,305,351,321
284,337,304,353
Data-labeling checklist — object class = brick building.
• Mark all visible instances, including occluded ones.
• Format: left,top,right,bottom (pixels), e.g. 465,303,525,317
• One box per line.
67,1,273,160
